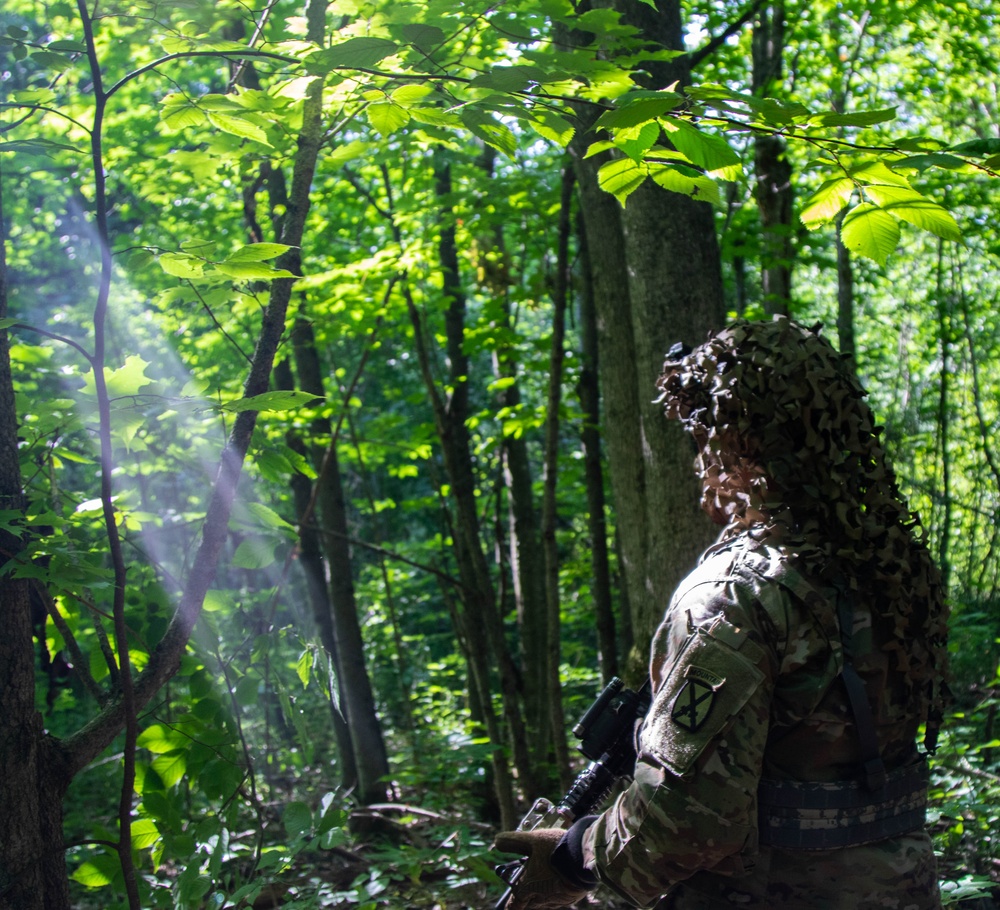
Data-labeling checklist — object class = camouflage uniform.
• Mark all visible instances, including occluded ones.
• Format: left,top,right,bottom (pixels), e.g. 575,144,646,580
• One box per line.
582,530,940,910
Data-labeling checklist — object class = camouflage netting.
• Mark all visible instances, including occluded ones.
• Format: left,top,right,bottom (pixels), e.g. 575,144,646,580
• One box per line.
655,315,949,743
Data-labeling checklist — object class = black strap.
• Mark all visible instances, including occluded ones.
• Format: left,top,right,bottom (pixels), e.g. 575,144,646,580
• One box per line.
835,589,887,791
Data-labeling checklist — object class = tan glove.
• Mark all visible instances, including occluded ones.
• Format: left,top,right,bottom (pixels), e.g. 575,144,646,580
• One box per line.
493,828,591,910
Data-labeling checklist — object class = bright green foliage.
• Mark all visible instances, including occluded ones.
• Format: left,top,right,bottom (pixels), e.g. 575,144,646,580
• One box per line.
2,0,1000,906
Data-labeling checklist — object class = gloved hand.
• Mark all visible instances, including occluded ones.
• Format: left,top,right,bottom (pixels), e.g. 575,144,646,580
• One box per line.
493,828,591,910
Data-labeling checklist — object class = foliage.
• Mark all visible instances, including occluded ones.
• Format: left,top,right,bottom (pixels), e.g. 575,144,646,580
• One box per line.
2,0,1000,906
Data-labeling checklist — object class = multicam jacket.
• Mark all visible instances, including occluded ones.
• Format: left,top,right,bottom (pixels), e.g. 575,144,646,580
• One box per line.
582,531,940,910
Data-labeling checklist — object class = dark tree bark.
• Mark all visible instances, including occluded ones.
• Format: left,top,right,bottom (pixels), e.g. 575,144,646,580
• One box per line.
289,310,392,805
752,1,794,315
540,166,576,790
406,152,537,824
570,0,725,676
0,162,75,910
575,213,618,683
273,355,359,791
835,213,857,374
475,147,552,775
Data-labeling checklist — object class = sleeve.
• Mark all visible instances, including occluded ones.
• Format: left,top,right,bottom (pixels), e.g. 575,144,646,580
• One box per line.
582,574,781,908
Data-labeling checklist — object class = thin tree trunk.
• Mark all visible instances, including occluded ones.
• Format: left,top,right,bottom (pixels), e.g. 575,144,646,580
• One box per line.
476,147,552,776
835,212,857,373
273,356,359,791
934,240,952,592
541,166,575,791
405,152,534,821
752,1,793,315
575,212,617,683
290,310,391,804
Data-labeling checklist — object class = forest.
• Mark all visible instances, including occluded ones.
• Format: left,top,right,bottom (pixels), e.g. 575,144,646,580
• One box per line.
1,0,999,907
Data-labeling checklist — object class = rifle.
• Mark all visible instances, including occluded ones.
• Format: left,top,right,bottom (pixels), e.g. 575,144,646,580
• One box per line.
495,677,651,910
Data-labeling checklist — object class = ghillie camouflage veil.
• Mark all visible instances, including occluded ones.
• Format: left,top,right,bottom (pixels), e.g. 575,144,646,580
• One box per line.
656,316,949,746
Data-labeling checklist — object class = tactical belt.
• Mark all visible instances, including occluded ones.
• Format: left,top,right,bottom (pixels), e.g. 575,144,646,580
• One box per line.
757,759,929,850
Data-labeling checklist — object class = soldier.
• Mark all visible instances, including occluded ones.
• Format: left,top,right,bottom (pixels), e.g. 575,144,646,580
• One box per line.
494,317,949,909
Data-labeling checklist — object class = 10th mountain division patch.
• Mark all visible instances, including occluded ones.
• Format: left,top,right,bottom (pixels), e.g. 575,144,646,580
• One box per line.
671,665,725,732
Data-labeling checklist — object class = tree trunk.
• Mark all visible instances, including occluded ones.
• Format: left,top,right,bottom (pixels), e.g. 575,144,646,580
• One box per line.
405,153,535,821
576,212,618,683
0,175,74,910
571,0,725,676
476,147,552,776
835,211,857,374
541,166,575,791
273,356,359,791
289,310,392,805
752,1,793,316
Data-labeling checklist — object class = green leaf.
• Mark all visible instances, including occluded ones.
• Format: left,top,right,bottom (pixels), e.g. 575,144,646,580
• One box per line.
223,390,320,413
619,121,660,163
11,88,57,104
284,801,313,838
316,793,347,836
232,538,277,570
160,94,204,131
849,160,911,188
45,39,86,52
205,111,272,147
367,101,410,137
225,243,291,262
863,185,962,241
296,648,313,688
649,166,721,205
306,37,398,74
663,119,741,180
462,109,517,158
246,502,296,535
390,83,434,106
840,202,900,265
0,137,83,156
799,176,855,229
177,868,212,904
529,109,575,147
597,157,647,205
31,50,74,71
471,65,547,92
409,107,463,129
949,138,1000,156
894,153,967,172
327,139,375,165
213,261,296,280
72,854,121,889
575,6,638,37
595,93,681,131
159,252,205,279
81,355,153,399
203,589,234,614
138,723,189,755
152,750,188,788
130,818,161,850
236,674,260,704
396,23,446,49
811,108,897,127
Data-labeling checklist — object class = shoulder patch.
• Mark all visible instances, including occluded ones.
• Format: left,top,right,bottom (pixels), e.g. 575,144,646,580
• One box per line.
671,665,724,732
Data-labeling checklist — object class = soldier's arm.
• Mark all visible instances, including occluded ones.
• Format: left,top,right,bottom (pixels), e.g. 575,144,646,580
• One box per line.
581,577,782,908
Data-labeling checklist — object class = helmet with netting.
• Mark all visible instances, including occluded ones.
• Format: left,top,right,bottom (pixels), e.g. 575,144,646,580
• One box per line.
656,316,948,745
